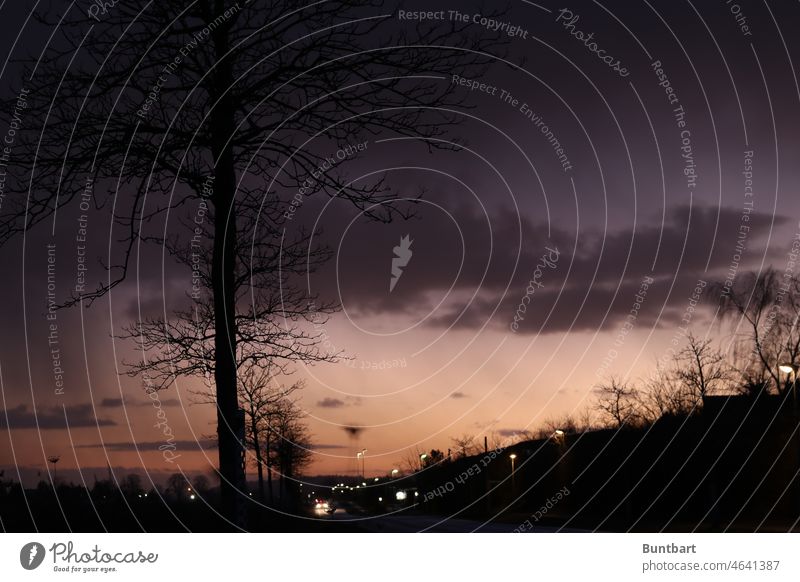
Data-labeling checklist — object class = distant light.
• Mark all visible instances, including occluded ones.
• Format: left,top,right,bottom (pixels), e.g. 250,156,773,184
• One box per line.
144,493,148,497
414,491,419,497
190,494,196,500
378,497,383,502
362,482,366,486
391,469,399,476
554,429,565,436
248,492,253,496
780,364,797,374
396,490,407,501
509,453,517,460
419,453,428,460
374,477,379,482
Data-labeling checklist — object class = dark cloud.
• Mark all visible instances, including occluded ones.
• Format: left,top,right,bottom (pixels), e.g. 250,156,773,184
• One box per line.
0,404,117,429
317,397,346,409
450,392,468,399
75,439,217,452
496,428,526,438
413,204,788,334
100,397,181,408
309,443,348,450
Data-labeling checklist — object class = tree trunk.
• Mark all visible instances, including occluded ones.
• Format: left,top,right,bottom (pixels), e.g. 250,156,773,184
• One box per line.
211,1,244,528
266,430,273,504
252,421,265,501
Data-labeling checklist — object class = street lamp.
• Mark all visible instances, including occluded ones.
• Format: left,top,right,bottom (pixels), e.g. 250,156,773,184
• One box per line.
357,449,367,479
419,453,428,471
779,363,798,411
780,363,800,513
509,453,517,493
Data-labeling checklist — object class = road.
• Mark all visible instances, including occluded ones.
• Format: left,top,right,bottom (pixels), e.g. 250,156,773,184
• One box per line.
317,507,583,532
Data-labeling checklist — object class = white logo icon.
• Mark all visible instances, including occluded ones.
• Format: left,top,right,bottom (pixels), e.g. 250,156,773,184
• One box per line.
389,235,413,292
20,542,46,570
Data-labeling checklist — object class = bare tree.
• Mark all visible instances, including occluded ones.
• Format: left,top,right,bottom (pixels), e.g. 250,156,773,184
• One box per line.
401,446,428,473
731,344,773,397
594,376,641,429
270,398,313,502
0,1,502,525
672,332,730,405
450,434,480,458
193,359,302,502
576,407,595,433
538,414,578,439
718,270,800,394
192,474,211,495
166,473,189,501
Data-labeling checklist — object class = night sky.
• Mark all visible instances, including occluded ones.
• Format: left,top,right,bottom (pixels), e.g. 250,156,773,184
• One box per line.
1,0,799,485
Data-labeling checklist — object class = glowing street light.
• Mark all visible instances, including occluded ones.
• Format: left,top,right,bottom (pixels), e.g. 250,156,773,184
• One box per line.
357,449,367,479
419,453,428,470
780,363,799,412
509,453,517,492
391,469,399,477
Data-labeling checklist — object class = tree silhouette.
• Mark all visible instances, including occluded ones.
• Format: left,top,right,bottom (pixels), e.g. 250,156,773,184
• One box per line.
594,376,640,429
0,1,500,526
673,332,730,403
718,270,800,395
